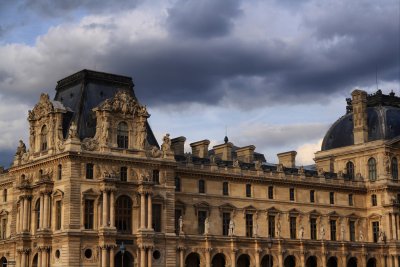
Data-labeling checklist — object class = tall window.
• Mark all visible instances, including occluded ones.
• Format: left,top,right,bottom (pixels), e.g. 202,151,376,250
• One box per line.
268,215,275,237
35,200,41,230
175,176,181,192
117,122,129,149
175,209,182,234
290,217,297,239
329,192,335,205
84,199,94,229
223,182,229,196
368,158,377,181
57,164,62,180
310,218,317,240
2,189,6,203
310,190,315,203
198,211,207,234
349,221,355,242
222,212,230,236
268,186,274,199
348,194,353,206
198,180,205,194
245,213,253,237
330,220,336,241
115,196,132,233
153,170,160,184
371,194,377,206
346,161,354,180
55,201,62,230
86,163,94,179
392,157,398,181
1,218,6,239
372,221,379,243
119,167,127,182
246,184,252,197
289,188,295,201
40,125,48,151
152,204,162,232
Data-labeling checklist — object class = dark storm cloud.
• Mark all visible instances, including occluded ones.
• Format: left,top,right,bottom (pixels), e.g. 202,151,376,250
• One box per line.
0,150,13,168
166,0,242,38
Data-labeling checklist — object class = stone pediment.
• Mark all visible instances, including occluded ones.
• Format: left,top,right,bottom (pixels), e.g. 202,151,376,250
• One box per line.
308,209,322,217
347,213,360,220
193,201,210,213
52,189,64,197
175,200,186,214
327,211,340,218
288,208,301,215
243,205,257,212
82,188,100,197
96,90,149,117
219,203,237,211
266,206,281,214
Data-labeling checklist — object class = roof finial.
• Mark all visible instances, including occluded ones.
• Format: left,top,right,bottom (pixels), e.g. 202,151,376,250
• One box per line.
224,126,228,144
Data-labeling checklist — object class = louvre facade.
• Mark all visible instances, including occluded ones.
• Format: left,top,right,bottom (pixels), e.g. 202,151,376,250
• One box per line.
0,70,398,267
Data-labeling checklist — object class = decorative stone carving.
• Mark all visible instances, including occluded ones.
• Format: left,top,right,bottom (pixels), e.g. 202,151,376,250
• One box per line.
384,153,391,174
161,133,172,157
179,216,184,235
228,219,235,236
204,217,210,235
317,168,324,176
299,226,305,239
276,213,281,237
320,225,326,240
15,140,26,157
28,93,54,121
276,164,284,172
149,146,162,158
98,90,137,115
81,138,99,151
68,121,78,139
298,166,305,175
233,159,240,168
254,160,262,171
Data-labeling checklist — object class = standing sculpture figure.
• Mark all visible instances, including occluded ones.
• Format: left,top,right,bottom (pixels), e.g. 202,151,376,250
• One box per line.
204,217,210,235
179,216,184,235
228,220,235,236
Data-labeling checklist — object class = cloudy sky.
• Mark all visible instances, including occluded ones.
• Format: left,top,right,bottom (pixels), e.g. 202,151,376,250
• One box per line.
0,0,399,167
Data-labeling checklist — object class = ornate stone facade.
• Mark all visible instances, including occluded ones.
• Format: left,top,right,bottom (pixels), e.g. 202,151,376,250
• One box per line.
0,70,398,267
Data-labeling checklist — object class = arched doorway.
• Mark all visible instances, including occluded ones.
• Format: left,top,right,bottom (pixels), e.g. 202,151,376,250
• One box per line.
284,255,296,267
211,253,226,267
32,254,38,267
237,254,250,267
185,252,200,267
327,257,338,267
347,257,357,267
367,258,377,267
306,256,317,267
0,257,7,267
261,254,273,267
114,251,134,267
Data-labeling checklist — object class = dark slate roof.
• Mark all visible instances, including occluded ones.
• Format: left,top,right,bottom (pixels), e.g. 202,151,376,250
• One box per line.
53,69,159,147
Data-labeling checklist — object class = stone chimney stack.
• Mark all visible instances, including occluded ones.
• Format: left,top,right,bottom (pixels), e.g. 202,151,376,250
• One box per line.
190,140,210,158
236,145,255,163
351,89,368,144
171,136,186,156
277,151,297,168
213,142,233,161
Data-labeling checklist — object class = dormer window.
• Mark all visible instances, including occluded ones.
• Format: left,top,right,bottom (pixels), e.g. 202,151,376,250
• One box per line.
346,161,354,180
117,122,128,149
40,125,48,151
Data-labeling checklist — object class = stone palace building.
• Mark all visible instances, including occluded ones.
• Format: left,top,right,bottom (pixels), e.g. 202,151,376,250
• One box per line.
0,69,398,267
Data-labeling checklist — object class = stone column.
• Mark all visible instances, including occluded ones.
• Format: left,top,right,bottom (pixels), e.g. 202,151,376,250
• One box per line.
140,247,146,267
38,250,42,267
110,191,115,228
41,249,47,267
16,207,20,233
43,194,49,229
19,203,23,232
23,198,29,231
101,247,107,267
231,251,236,267
21,252,26,267
278,252,283,267
110,247,115,267
394,255,399,267
397,214,400,241
147,194,152,229
205,248,211,267
40,195,44,229
254,249,260,267
140,193,146,229
148,248,153,267
179,249,185,267
103,190,108,227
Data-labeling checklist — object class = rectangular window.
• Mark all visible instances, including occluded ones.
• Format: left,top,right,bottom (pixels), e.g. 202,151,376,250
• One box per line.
330,192,335,204
175,176,181,192
152,204,162,232
349,221,355,242
223,182,229,196
3,189,6,203
290,217,297,239
175,209,182,235
199,180,205,194
330,220,336,241
268,186,273,199
84,199,94,229
310,218,317,240
198,211,207,234
222,212,230,236
372,221,379,243
86,163,94,179
56,200,62,230
310,190,315,203
348,194,353,206
371,194,377,206
289,188,295,201
120,167,127,182
268,215,275,238
153,170,160,184
57,164,62,180
245,213,253,237
246,184,252,197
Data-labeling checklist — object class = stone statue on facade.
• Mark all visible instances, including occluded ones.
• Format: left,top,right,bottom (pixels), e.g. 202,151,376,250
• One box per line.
378,230,385,242
253,222,258,237
161,133,173,158
359,230,364,242
276,213,281,237
299,226,305,239
340,223,345,241
68,121,78,139
150,146,162,158
136,121,147,149
15,140,26,158
320,225,326,240
204,217,210,235
179,216,184,235
233,159,240,168
101,119,110,144
254,160,262,171
384,154,391,174
228,219,235,236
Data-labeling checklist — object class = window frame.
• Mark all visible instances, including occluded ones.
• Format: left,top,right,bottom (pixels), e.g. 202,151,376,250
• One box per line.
198,180,205,194
330,220,336,241
371,194,378,206
84,199,95,230
117,121,129,149
268,186,274,199
222,182,229,196
86,163,94,180
346,161,355,180
368,157,377,181
246,184,252,198
310,190,315,203
392,157,398,181
289,188,295,201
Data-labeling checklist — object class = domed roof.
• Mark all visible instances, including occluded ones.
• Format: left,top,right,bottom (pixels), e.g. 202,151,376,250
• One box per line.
322,106,400,151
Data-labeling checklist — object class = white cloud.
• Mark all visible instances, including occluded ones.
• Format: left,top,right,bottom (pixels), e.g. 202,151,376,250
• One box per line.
296,138,323,166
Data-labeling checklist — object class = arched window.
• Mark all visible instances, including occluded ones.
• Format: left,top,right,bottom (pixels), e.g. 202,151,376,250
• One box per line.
40,125,48,151
115,196,132,233
117,122,129,149
35,199,40,229
198,180,205,194
392,157,398,181
175,176,181,192
368,158,377,181
346,161,355,180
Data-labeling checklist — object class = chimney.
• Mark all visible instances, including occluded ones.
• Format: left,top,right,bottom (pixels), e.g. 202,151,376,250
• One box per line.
236,145,256,163
190,140,210,158
213,142,233,161
171,136,186,156
351,89,368,144
277,151,297,168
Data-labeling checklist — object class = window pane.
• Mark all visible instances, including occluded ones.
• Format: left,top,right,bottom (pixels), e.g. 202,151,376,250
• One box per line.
84,200,94,229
